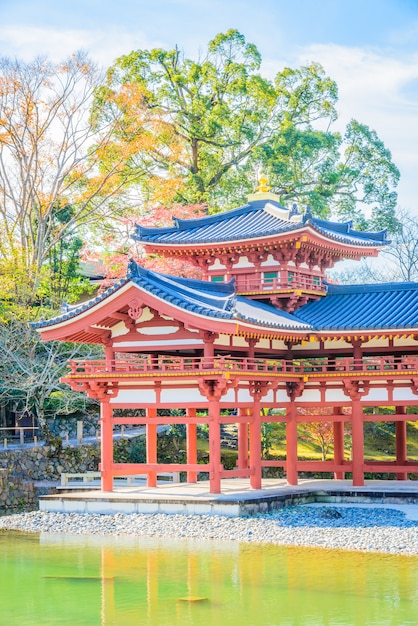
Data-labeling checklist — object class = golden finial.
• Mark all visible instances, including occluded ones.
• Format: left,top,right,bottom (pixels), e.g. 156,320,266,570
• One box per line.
256,172,270,193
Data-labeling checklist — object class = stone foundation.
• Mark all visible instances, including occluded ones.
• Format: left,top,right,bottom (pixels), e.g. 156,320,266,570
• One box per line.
0,468,37,511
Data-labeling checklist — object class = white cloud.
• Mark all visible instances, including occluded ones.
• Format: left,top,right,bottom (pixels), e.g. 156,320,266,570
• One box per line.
2,28,416,214
0,25,163,66
292,44,418,213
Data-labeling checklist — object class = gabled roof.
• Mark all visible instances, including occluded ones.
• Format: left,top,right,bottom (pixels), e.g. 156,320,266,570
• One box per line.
32,263,418,339
31,262,311,334
295,282,418,331
133,197,389,249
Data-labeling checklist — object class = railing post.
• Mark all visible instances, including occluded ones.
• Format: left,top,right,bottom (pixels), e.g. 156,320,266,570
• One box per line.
77,420,83,444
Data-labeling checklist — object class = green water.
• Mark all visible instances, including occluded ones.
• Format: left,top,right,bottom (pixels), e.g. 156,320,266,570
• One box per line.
1,531,417,626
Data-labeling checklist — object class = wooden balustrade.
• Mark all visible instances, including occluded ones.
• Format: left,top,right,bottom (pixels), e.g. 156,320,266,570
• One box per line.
236,276,324,293
66,355,418,377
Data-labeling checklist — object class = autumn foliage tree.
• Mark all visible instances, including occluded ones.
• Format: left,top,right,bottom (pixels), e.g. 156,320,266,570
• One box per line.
299,407,351,461
0,51,179,308
84,203,207,287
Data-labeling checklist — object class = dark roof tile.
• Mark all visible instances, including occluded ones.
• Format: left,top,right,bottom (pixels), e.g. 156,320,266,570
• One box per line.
133,199,389,248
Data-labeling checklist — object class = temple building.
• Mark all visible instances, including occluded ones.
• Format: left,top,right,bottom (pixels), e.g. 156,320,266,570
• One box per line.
32,179,418,493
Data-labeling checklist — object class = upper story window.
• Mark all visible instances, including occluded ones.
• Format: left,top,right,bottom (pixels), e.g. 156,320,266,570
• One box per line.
263,271,278,289
263,271,277,283
287,271,295,283
210,275,225,283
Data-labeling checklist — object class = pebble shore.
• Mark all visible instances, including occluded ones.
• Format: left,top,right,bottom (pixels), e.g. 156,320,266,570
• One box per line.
1,506,418,555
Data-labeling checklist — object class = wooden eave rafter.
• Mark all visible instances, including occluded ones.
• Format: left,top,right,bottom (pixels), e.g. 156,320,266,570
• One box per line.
314,330,418,343
142,226,382,261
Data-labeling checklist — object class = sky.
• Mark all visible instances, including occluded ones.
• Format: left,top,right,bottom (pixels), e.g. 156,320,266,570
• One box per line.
1,0,418,215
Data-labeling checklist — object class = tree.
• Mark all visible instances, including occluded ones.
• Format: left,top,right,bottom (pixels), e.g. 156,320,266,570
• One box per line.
0,316,101,443
0,51,170,306
330,208,418,285
93,29,399,229
379,209,418,282
83,203,207,286
260,118,400,231
300,420,335,461
298,407,351,461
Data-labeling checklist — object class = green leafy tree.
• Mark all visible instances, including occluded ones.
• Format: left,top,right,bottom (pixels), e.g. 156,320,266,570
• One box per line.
93,29,399,230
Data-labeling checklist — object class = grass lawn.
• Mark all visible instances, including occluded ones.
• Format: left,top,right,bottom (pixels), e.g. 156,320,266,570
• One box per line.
192,420,418,465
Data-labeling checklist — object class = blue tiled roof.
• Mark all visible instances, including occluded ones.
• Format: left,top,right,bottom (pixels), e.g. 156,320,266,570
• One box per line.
31,262,311,332
32,261,418,335
133,198,389,248
295,282,418,331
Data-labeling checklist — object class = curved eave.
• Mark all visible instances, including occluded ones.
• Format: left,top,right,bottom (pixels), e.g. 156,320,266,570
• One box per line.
34,281,311,344
141,225,384,258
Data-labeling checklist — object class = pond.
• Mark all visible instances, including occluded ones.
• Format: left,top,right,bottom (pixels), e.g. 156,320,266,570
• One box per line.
1,530,417,625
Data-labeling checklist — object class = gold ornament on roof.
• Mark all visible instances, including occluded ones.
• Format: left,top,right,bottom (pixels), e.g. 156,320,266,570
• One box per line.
256,173,270,193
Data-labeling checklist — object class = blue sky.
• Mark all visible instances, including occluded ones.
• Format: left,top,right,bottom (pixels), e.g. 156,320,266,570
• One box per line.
1,0,418,214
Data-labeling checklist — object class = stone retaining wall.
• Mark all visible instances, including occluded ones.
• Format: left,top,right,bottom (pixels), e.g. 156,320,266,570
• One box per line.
0,436,145,510
0,468,36,510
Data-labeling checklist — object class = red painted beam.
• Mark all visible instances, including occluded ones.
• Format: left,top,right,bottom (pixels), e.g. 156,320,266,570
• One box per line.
220,468,252,478
364,462,418,471
111,463,205,475
296,461,351,472
112,417,208,425
261,460,287,467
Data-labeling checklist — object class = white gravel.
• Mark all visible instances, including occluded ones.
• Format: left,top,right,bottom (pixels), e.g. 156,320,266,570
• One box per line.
2,505,418,555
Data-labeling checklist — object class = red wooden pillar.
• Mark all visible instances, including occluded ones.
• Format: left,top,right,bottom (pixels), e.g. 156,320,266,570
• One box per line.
208,398,222,494
203,331,215,368
352,339,363,368
286,402,298,485
247,337,256,367
333,408,345,479
146,408,157,487
237,408,249,469
104,342,114,371
249,399,262,489
351,399,364,486
100,400,114,492
187,408,198,483
395,406,407,480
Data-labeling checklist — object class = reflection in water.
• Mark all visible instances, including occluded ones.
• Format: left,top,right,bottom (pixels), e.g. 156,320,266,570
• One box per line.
0,530,417,625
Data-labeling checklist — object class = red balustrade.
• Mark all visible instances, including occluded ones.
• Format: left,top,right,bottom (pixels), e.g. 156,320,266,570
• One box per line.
66,355,418,377
236,276,324,293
